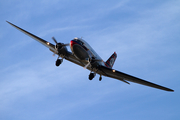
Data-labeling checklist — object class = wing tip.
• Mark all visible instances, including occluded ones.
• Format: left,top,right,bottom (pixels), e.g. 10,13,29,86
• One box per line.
162,87,174,92
167,89,174,92
6,21,16,27
6,21,11,24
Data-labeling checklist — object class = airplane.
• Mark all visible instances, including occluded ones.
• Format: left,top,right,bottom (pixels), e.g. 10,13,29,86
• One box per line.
6,21,174,92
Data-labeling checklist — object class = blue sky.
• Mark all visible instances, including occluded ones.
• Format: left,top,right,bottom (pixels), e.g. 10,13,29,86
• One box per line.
0,0,180,120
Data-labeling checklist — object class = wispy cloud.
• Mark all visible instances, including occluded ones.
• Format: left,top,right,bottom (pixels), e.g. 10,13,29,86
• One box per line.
1,0,180,120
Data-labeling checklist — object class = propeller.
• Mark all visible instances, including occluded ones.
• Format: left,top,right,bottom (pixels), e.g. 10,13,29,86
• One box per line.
52,37,69,47
84,62,91,69
52,37,58,44
52,37,69,56
84,57,102,69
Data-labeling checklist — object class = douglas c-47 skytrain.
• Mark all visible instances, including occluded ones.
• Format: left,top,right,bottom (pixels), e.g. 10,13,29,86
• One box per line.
7,21,174,92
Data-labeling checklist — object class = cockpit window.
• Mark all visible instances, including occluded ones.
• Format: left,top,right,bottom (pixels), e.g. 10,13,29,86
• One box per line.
73,38,85,45
77,40,84,45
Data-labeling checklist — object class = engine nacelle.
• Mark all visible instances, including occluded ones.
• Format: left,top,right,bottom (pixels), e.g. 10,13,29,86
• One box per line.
56,43,68,57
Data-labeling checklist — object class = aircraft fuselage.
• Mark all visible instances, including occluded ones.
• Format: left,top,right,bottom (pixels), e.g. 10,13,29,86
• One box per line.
70,38,104,69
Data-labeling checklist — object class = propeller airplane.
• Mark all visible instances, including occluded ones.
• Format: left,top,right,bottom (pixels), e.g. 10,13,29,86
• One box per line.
7,21,174,92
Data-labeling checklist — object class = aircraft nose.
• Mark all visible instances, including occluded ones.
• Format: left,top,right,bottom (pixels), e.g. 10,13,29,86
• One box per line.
70,40,76,47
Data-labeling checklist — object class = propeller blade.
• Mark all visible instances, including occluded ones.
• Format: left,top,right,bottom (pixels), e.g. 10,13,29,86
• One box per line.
52,37,69,46
63,43,70,46
52,37,58,44
84,62,91,69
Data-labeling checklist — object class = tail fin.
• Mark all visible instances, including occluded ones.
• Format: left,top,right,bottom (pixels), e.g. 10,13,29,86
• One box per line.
105,52,117,68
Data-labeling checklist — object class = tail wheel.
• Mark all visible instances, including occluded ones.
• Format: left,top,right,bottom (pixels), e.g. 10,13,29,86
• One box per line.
99,76,102,81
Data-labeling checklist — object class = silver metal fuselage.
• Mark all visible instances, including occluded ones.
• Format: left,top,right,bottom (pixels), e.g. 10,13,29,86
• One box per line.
70,38,105,69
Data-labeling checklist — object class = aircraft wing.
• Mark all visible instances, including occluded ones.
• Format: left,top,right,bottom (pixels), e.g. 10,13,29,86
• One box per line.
7,21,57,52
99,65,174,92
7,21,84,67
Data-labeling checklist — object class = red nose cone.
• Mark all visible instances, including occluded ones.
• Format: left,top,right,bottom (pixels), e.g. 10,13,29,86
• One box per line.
70,40,76,47
70,40,73,47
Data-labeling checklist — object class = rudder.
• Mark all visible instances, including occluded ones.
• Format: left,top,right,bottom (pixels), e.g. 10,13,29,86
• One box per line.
105,52,117,68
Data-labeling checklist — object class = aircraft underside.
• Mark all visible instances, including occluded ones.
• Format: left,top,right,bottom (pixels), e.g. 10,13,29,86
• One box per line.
7,21,174,92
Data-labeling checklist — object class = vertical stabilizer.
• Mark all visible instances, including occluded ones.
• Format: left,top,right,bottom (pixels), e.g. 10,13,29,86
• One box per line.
105,52,117,68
